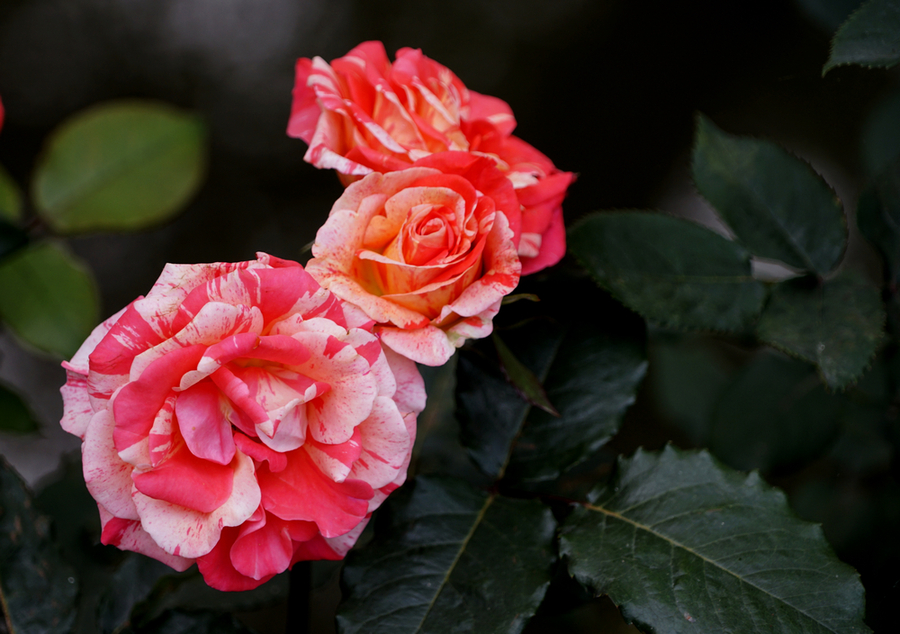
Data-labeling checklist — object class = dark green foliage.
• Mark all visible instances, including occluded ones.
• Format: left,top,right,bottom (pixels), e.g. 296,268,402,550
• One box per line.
692,114,847,276
560,447,871,634
337,477,555,634
824,0,900,73
0,382,38,434
757,273,885,389
569,211,766,332
710,351,843,471
0,457,79,634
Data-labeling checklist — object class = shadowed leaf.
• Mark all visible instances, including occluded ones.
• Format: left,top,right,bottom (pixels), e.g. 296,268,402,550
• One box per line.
692,114,846,276
824,0,900,73
337,477,555,634
569,211,766,332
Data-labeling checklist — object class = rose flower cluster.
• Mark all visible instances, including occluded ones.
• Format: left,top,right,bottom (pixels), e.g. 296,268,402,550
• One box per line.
60,42,572,591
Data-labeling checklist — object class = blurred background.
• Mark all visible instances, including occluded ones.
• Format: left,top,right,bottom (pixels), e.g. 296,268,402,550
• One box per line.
0,0,896,631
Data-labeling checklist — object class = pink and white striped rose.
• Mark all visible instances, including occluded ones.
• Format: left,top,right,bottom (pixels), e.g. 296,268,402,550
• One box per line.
305,152,522,366
287,40,574,275
60,253,424,591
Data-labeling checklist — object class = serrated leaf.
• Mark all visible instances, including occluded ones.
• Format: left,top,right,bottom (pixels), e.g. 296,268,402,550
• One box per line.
710,351,843,472
0,164,22,222
337,477,555,634
0,241,100,358
569,211,766,332
0,381,38,434
457,312,646,483
560,446,871,634
757,272,885,389
493,331,559,416
857,164,900,283
33,100,206,233
824,0,900,73
0,456,79,634
692,114,847,276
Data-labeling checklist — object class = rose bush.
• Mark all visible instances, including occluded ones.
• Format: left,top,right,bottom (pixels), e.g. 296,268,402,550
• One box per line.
60,253,425,591
287,40,574,275
305,151,521,366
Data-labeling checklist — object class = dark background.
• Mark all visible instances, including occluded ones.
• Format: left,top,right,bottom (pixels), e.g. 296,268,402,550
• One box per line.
0,0,895,631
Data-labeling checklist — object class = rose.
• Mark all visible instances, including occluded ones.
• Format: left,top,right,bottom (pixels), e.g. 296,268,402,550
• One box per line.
305,152,522,366
287,40,574,275
60,253,425,591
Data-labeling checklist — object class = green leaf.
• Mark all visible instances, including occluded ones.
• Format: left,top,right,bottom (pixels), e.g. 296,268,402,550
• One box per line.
692,114,847,276
96,556,175,634
0,164,22,222
0,381,38,434
824,0,900,73
710,351,843,472
0,241,100,358
457,309,646,484
33,100,206,233
649,335,736,445
757,272,885,389
0,456,79,634
569,211,766,332
337,477,556,634
560,446,870,634
0,218,28,263
860,90,900,177
493,332,559,416
857,165,900,284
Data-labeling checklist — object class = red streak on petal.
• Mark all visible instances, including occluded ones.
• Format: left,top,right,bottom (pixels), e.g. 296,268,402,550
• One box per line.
133,444,234,513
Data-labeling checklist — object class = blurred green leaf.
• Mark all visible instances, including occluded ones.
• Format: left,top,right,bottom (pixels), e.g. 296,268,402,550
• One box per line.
337,477,555,634
0,456,79,634
757,272,885,389
824,0,900,73
857,164,900,284
560,446,871,634
797,0,864,32
33,100,206,233
0,241,100,358
861,90,900,177
0,164,22,222
710,351,843,471
649,335,737,445
692,114,846,276
0,381,38,434
0,218,28,262
569,211,766,332
493,331,559,416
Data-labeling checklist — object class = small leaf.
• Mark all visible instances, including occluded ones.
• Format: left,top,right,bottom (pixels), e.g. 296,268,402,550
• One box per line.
0,163,22,222
824,0,900,73
560,446,871,634
0,456,79,634
493,331,558,416
569,211,766,332
33,100,207,233
0,380,39,434
692,114,847,276
0,241,100,358
857,164,900,284
710,351,843,472
337,477,556,634
757,272,885,389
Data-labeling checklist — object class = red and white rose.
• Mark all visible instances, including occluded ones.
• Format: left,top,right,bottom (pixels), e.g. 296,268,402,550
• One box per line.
306,152,521,366
288,40,573,275
60,253,424,591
